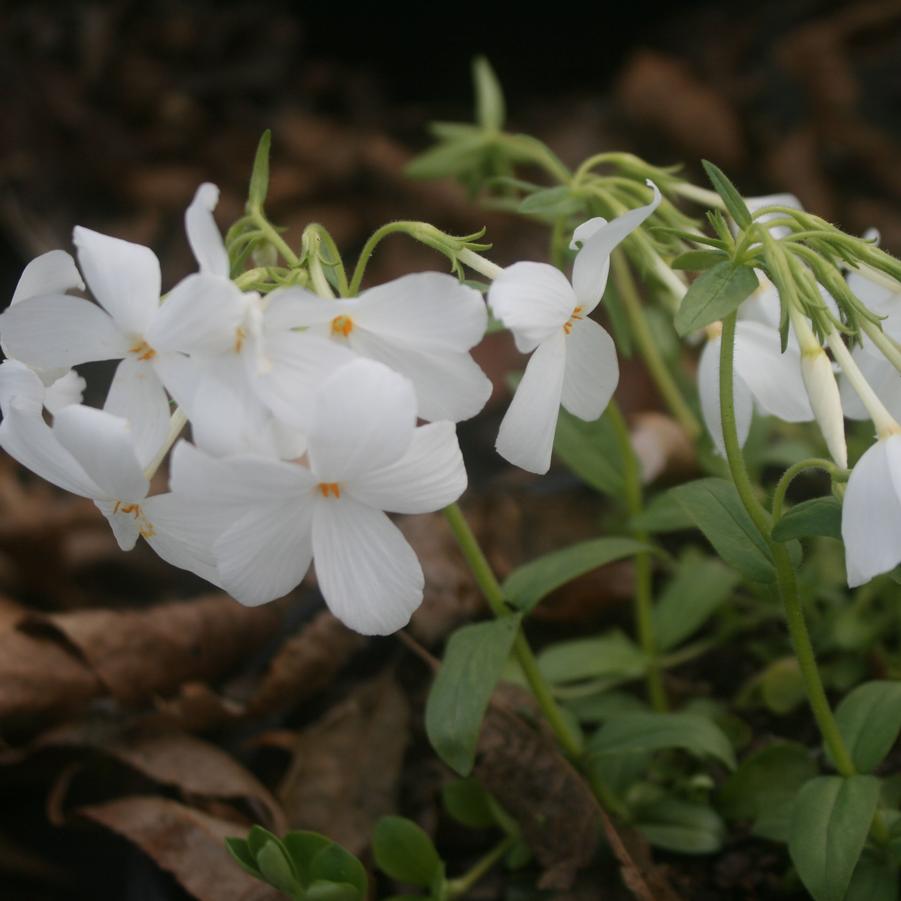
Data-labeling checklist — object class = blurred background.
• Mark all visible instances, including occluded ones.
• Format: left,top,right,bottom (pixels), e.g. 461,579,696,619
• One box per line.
1,1,900,898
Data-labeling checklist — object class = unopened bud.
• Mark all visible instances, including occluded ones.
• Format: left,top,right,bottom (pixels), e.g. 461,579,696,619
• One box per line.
801,348,848,469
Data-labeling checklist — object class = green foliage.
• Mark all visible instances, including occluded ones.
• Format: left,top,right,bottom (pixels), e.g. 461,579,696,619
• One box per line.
674,262,759,336
835,681,901,773
472,57,505,131
373,817,445,890
634,798,726,854
670,249,727,270
701,160,753,229
441,778,496,829
503,537,654,613
588,712,736,770
426,616,520,776
247,129,272,212
789,775,882,901
653,551,740,651
537,630,646,686
772,496,843,542
553,407,625,498
226,827,366,901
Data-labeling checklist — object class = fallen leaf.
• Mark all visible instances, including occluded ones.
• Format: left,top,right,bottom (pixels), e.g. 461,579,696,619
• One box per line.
278,671,409,854
81,795,281,901
599,812,683,901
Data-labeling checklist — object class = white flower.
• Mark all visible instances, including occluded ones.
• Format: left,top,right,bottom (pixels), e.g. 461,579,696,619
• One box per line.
3,250,87,413
169,358,467,635
698,320,813,457
261,272,491,423
487,183,661,474
0,361,219,583
840,347,901,424
842,434,901,587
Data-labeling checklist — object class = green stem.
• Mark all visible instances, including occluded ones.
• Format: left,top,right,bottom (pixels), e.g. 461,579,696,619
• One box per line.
607,401,667,712
771,457,842,522
442,503,582,759
718,314,856,777
446,834,517,898
610,251,702,439
249,209,300,268
348,222,420,295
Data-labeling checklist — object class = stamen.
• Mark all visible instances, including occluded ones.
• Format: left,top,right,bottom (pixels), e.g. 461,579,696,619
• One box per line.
129,339,157,361
562,306,584,335
317,482,341,498
330,315,353,337
234,326,247,353
111,501,156,538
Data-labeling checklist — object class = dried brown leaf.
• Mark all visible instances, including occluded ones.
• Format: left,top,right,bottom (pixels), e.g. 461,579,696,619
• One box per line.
600,812,683,901
278,671,409,854
81,795,281,901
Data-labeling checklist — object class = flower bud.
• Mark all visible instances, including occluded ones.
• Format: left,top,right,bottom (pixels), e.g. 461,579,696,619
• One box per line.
801,347,848,469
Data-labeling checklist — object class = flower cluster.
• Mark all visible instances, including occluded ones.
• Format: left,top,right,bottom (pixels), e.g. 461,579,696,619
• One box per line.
0,183,653,633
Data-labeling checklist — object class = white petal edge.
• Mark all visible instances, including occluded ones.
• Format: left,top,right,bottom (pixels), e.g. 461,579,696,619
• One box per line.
185,183,230,279
12,250,84,304
698,336,753,457
560,317,619,421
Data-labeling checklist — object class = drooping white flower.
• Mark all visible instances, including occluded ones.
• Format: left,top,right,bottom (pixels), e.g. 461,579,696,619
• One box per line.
842,434,901,587
169,358,467,635
487,184,660,474
3,250,87,413
261,272,491,423
0,361,219,583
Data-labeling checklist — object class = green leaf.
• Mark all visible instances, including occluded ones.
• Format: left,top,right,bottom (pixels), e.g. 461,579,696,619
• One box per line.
789,775,882,901
405,136,487,180
518,186,582,217
305,881,362,901
835,681,901,774
630,490,696,533
472,57,505,131
553,407,624,497
503,538,654,613
670,249,727,271
426,616,520,775
255,838,301,895
718,741,817,842
283,832,331,881
225,837,261,879
758,657,806,715
373,817,443,888
308,844,367,898
538,630,646,685
845,855,900,901
247,130,272,212
635,798,725,854
442,778,495,828
588,712,736,770
671,478,781,582
653,552,740,651
772,496,842,542
701,160,753,229
674,261,759,336
564,689,648,725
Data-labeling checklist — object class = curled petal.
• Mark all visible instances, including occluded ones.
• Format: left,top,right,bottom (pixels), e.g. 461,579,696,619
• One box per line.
842,438,901,587
185,183,230,279
313,496,424,635
496,331,567,475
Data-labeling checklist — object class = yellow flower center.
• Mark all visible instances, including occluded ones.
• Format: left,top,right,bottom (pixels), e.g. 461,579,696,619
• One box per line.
129,339,157,361
234,326,247,353
317,482,341,499
112,501,156,538
330,315,354,338
563,306,584,335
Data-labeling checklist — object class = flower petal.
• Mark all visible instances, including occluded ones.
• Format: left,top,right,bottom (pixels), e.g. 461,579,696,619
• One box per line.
354,273,487,352
312,496,423,635
306,358,417,482
52,405,148,502
185,183,229,279
12,250,84,304
348,421,467,513
487,262,574,353
842,438,901,587
215,499,315,606
95,499,141,551
0,294,129,368
43,371,86,414
840,349,901,423
0,359,46,414
104,358,172,469
570,181,661,309
733,321,812,422
73,226,161,335
698,335,753,457
263,288,354,330
496,330,567,474
146,274,248,355
560,317,619,420
349,329,491,422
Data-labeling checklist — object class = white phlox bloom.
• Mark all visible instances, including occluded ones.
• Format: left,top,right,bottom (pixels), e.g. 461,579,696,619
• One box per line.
169,358,467,635
0,361,219,584
3,250,87,413
156,184,354,458
487,183,661,474
840,346,901,424
698,320,813,457
841,434,901,587
260,272,491,423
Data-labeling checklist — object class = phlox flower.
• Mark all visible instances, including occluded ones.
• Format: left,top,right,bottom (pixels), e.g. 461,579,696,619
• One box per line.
169,358,467,635
486,183,661,474
261,272,491,423
841,434,901,587
0,361,218,583
3,250,87,413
